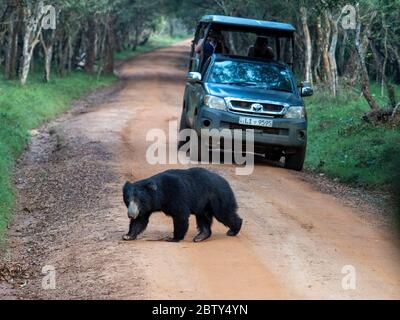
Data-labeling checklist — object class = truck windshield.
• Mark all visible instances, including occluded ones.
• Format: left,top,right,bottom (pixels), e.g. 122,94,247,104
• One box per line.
208,60,293,93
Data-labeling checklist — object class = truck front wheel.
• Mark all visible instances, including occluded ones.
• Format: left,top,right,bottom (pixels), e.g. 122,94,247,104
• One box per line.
177,108,189,149
284,147,306,171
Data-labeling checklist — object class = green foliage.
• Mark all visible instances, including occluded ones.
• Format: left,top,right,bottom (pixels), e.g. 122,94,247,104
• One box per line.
0,71,116,239
306,84,400,187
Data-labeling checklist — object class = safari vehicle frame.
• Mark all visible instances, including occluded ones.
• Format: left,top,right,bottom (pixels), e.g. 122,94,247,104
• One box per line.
189,15,296,72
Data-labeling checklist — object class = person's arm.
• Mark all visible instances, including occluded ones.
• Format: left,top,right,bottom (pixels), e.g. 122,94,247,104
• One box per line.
195,38,205,54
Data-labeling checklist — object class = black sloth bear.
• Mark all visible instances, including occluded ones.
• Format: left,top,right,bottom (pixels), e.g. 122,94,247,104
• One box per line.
122,167,242,242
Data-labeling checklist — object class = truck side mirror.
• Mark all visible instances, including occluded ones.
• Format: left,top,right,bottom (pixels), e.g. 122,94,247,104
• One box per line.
187,72,202,83
300,81,314,97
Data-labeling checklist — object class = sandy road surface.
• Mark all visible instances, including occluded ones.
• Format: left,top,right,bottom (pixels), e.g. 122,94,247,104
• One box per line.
1,41,400,299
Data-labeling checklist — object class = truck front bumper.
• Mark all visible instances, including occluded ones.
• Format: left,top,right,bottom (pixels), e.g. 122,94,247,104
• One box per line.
194,107,307,149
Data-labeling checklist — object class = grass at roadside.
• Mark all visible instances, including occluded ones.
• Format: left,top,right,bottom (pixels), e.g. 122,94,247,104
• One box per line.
306,83,400,188
115,34,189,60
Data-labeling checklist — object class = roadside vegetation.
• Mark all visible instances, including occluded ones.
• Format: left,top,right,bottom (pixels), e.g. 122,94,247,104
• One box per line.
0,72,116,239
306,84,400,187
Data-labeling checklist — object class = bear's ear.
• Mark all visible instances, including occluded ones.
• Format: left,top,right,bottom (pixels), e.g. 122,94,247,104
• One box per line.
145,182,157,191
123,181,131,193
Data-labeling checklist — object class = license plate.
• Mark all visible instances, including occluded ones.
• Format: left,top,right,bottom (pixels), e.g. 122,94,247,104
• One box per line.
239,117,273,127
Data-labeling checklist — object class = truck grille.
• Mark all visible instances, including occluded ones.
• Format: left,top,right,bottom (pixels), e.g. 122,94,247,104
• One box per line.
227,99,286,116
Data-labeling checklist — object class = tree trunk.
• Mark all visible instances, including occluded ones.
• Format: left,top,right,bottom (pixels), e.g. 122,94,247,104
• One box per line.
4,14,14,79
344,49,359,85
20,1,44,85
43,45,53,82
103,15,115,74
61,37,69,75
85,17,96,74
393,47,400,83
313,16,324,83
338,31,347,75
9,10,21,80
67,35,73,72
40,30,55,82
370,41,384,83
21,33,35,85
381,22,388,97
321,14,331,83
388,84,397,108
327,11,340,97
300,6,312,84
0,3,10,70
355,5,379,111
133,26,140,50
56,38,62,75
169,20,174,37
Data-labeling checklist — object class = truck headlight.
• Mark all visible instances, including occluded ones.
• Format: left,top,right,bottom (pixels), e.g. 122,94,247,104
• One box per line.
204,95,227,111
284,106,305,119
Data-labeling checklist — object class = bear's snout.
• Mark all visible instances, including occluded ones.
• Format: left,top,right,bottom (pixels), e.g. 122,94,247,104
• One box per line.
127,200,139,219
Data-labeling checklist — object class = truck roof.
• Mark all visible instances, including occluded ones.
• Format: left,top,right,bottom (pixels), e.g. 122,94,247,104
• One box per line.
200,15,295,33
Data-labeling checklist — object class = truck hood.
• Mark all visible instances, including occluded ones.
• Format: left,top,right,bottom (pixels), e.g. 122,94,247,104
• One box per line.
205,83,303,106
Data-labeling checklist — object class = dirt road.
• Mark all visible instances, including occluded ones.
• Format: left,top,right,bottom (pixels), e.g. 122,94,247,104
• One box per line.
2,41,400,299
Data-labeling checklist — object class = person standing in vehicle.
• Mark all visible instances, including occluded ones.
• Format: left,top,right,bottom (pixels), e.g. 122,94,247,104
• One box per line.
248,37,274,60
195,30,226,66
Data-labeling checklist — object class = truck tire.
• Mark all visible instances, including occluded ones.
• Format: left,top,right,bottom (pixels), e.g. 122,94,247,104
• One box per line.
177,109,189,149
284,147,306,171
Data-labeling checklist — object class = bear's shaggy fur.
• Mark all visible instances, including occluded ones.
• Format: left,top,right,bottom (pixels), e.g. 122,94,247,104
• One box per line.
122,168,242,242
